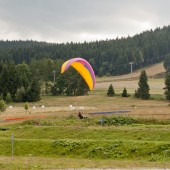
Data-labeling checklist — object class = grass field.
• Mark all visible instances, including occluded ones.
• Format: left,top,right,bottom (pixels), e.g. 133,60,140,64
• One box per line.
0,63,169,169
96,62,166,82
0,115,170,169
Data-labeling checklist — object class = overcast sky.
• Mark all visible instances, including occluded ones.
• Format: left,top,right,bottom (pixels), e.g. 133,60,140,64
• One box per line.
0,0,170,43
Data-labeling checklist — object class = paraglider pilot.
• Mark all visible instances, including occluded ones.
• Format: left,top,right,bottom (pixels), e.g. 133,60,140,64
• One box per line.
78,112,84,119
78,112,87,119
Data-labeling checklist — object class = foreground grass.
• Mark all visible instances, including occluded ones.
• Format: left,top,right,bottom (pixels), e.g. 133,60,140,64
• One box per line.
0,92,170,169
1,116,170,141
0,117,170,168
0,156,170,170
0,137,170,161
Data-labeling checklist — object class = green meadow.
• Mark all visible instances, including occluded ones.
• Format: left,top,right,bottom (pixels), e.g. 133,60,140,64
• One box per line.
0,74,169,169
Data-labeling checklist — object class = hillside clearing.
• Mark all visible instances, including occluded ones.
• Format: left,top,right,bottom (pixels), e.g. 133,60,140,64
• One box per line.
96,62,165,82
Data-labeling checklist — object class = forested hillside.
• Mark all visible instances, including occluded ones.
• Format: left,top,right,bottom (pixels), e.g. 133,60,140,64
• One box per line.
0,25,170,76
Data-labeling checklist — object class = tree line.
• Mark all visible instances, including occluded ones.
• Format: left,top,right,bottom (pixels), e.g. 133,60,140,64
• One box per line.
0,58,170,104
0,25,170,76
0,25,170,103
0,59,89,103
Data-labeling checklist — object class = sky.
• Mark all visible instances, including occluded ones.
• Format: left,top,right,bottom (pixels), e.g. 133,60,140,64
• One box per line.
0,0,170,43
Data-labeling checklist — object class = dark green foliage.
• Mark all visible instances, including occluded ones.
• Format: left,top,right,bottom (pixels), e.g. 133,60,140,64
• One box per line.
0,26,170,76
0,66,8,99
15,87,26,102
164,73,170,100
6,93,13,103
0,95,3,100
16,63,31,89
0,100,6,112
0,64,21,100
1,25,170,102
51,83,60,96
164,54,170,72
24,102,29,112
26,79,41,102
51,74,66,96
98,116,137,126
134,90,140,98
0,127,9,131
75,77,89,96
122,87,128,97
30,58,56,82
0,59,90,101
98,116,170,126
61,68,89,96
98,67,103,77
107,84,115,96
135,70,150,99
6,65,21,100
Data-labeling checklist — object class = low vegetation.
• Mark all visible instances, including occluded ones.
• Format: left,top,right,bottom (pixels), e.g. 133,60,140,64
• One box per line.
0,69,169,169
0,116,170,161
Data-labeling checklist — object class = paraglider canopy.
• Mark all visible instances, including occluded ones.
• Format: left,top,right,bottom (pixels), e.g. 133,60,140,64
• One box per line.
61,58,96,90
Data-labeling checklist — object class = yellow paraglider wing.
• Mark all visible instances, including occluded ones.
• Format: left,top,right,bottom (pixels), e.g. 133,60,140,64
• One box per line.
61,58,96,90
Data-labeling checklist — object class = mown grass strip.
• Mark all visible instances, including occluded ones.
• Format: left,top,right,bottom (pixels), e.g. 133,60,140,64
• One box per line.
0,138,170,161
0,156,170,170
1,123,170,142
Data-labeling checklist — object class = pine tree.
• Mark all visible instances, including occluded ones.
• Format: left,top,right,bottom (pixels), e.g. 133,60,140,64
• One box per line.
164,73,170,100
122,87,128,97
135,70,150,99
107,84,115,96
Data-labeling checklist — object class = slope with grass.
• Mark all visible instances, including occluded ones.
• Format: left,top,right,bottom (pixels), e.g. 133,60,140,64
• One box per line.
96,62,166,82
0,61,169,169
0,116,170,169
95,62,166,94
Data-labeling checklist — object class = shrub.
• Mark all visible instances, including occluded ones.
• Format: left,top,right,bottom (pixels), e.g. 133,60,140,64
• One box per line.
98,116,137,126
15,87,26,102
24,102,29,112
0,100,7,113
6,93,13,103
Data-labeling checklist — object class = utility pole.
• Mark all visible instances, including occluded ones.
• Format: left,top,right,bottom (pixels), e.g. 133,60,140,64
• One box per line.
52,70,56,83
129,62,134,74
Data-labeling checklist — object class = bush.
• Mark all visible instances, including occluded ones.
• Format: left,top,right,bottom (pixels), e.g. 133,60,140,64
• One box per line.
24,102,29,112
0,100,7,113
6,93,13,103
15,87,26,102
98,116,137,126
25,79,41,102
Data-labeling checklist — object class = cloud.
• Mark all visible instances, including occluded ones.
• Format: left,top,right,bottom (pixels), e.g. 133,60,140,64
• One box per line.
0,0,170,43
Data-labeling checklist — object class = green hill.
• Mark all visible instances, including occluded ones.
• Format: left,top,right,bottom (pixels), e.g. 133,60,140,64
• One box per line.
0,25,170,76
